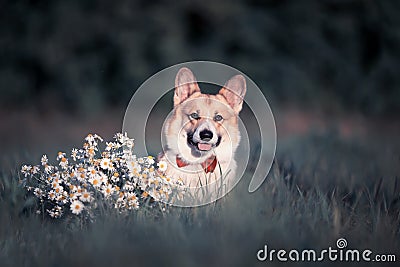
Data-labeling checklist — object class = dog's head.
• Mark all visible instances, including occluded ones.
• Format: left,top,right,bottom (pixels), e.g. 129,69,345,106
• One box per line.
163,67,246,165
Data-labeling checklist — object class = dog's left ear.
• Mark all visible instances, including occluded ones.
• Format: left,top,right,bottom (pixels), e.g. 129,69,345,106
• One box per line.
219,75,247,114
174,67,201,106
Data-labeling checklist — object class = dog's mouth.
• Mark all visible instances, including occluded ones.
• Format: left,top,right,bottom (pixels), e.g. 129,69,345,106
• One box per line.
197,143,213,151
187,132,221,152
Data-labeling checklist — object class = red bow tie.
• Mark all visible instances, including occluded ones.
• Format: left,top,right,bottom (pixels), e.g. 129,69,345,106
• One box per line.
176,155,218,173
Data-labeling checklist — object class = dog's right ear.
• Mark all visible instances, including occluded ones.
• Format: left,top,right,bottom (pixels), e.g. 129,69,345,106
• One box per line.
174,67,200,106
219,75,246,114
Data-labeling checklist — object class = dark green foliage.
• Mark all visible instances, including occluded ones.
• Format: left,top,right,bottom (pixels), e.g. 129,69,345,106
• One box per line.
0,0,399,115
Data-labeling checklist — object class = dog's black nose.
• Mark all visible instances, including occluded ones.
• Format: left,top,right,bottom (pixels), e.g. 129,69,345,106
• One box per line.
200,130,213,141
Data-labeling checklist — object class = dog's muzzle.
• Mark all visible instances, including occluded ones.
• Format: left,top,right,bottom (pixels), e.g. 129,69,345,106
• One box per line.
187,131,221,152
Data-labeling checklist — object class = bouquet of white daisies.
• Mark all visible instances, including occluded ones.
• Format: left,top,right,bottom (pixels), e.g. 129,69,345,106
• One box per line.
20,133,185,219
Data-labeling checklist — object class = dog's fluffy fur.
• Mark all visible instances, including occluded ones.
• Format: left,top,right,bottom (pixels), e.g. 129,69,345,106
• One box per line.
159,67,246,187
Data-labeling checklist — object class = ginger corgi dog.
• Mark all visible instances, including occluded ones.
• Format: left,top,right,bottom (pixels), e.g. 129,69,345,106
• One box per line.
159,67,246,188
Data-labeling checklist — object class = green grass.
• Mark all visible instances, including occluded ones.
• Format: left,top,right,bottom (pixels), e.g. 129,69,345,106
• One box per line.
1,132,399,267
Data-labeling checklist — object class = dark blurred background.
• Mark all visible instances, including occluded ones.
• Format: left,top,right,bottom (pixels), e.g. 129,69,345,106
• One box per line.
1,2,400,264
0,0,399,166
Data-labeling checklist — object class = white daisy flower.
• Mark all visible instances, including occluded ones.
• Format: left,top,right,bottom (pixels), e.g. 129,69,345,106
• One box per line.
57,152,66,160
70,200,84,215
21,165,32,177
71,148,79,161
147,156,155,165
48,190,57,200
54,185,64,195
70,185,83,196
59,157,68,168
44,164,54,174
33,188,43,198
157,160,168,172
110,171,120,183
129,160,141,171
105,142,114,151
89,176,102,188
125,192,139,209
68,192,78,201
100,158,111,170
56,192,68,204
41,155,48,166
162,176,173,185
130,200,139,209
79,191,93,202
114,133,124,143
85,133,95,144
31,165,40,174
87,167,97,178
51,179,59,187
101,184,114,198
97,171,108,184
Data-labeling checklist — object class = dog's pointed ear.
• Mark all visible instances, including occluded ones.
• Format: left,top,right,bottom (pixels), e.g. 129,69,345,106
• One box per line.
219,75,246,113
174,67,200,106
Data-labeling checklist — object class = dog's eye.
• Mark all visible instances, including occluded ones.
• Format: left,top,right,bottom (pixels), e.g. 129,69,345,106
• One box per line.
189,112,200,120
214,114,223,122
